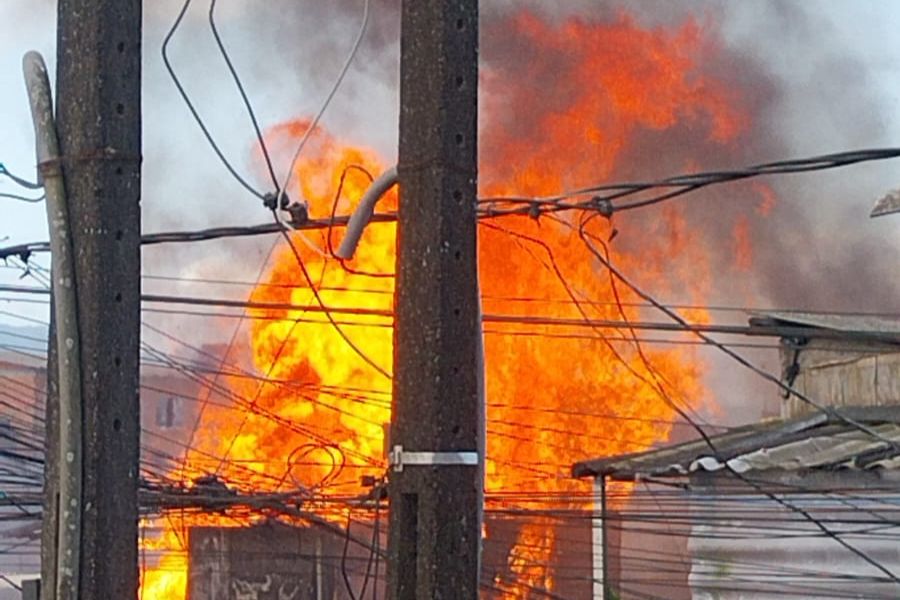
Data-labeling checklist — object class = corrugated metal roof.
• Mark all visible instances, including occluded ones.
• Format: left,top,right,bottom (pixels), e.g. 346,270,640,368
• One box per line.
572,406,900,480
749,311,900,337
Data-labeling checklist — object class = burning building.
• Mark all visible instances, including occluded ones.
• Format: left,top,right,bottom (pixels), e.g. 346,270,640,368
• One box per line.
187,520,367,600
137,5,816,599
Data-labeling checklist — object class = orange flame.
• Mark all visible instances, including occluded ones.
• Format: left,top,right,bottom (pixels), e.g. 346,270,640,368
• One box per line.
141,9,754,598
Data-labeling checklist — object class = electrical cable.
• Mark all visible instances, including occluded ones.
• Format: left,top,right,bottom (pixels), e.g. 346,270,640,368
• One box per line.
208,0,279,194
162,0,266,200
0,192,44,203
280,0,371,197
272,210,391,379
0,163,41,190
478,147,900,217
575,213,900,584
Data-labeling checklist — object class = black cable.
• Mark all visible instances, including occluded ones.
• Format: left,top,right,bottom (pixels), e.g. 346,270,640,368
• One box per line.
0,214,401,260
0,164,41,190
4,145,900,259
613,147,900,213
162,0,266,200
358,483,381,599
4,283,888,343
273,208,391,379
325,164,395,279
478,147,900,218
577,216,898,444
575,213,900,585
208,0,279,194
341,508,360,600
480,219,713,430
0,192,44,203
0,573,23,592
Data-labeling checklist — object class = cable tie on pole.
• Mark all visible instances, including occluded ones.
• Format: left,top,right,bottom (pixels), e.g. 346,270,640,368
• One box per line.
389,445,479,472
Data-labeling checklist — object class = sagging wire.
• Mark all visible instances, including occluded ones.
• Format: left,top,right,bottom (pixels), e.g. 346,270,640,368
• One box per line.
0,192,45,203
576,214,897,446
273,208,391,379
0,163,41,190
181,0,388,388
3,145,900,259
479,218,713,429
208,0,279,194
279,0,371,199
162,0,267,201
600,227,894,524
202,237,389,475
483,212,900,584
272,217,392,379
175,240,279,488
0,163,44,203
478,147,900,217
266,0,373,253
574,211,900,585
209,0,316,239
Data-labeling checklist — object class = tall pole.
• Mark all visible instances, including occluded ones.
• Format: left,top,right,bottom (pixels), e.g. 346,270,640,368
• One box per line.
55,1,142,598
388,2,481,599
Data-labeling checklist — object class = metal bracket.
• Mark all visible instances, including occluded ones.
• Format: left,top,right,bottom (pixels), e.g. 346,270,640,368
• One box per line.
389,445,479,472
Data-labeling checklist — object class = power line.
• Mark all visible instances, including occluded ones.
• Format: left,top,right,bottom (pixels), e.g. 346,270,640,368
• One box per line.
0,215,397,260
207,0,279,195
279,0,371,197
0,191,45,203
6,283,900,344
574,214,900,584
0,163,42,190
139,272,900,319
162,0,267,201
478,147,900,216
2,145,899,261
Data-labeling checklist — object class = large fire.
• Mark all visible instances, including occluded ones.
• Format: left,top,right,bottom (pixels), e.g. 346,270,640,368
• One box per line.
141,10,753,599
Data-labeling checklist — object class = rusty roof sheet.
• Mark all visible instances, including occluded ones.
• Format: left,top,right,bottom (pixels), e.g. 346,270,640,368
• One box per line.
572,405,900,480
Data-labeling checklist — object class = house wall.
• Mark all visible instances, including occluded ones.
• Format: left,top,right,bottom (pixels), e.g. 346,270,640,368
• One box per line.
187,521,366,600
590,479,690,600
687,471,900,600
780,338,900,418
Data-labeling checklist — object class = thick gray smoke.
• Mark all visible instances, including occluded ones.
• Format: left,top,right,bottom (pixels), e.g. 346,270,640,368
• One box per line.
137,1,900,419
475,1,900,422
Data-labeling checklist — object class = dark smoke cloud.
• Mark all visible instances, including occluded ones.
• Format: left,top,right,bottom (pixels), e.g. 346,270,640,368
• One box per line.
473,1,900,422
138,1,900,419
477,0,899,314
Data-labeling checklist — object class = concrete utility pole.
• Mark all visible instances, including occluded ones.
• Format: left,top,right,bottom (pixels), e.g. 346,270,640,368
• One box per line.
388,2,482,599
53,1,142,598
